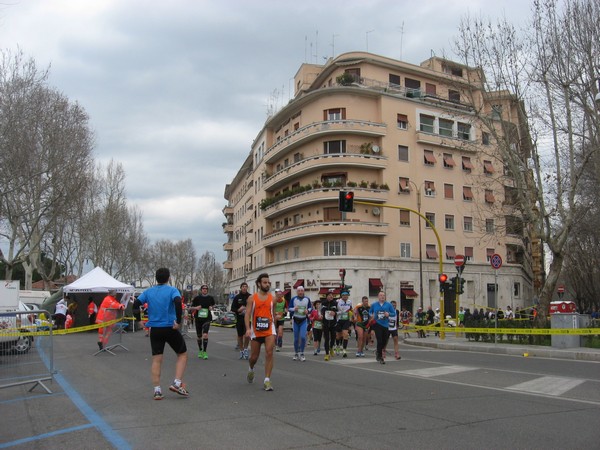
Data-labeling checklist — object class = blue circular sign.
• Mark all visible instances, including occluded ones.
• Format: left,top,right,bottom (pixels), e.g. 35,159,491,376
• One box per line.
490,253,503,269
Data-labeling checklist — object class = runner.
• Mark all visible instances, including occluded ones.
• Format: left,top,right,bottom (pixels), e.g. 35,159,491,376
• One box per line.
190,284,215,359
273,288,287,352
388,300,401,360
321,291,338,361
309,299,323,355
400,306,412,338
335,291,353,358
368,291,395,364
288,286,312,362
353,296,370,357
245,273,276,391
231,282,251,359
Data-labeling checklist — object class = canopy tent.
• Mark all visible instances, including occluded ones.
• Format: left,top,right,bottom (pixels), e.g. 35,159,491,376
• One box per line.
63,267,134,295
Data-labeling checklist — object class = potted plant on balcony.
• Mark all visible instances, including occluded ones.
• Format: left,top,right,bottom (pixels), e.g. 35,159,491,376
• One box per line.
336,72,355,86
379,183,390,190
359,180,369,188
347,181,357,187
360,142,373,154
369,181,379,189
312,180,322,189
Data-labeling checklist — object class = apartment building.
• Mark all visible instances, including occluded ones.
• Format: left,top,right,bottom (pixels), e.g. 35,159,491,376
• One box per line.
223,51,534,316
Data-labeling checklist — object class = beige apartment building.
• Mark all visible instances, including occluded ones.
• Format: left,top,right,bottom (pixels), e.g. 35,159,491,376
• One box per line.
223,51,534,317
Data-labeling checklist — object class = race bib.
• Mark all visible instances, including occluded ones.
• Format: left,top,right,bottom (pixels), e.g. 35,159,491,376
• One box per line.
255,316,270,330
296,306,307,317
377,311,385,320
198,308,209,318
389,317,397,329
313,320,323,330
339,312,349,321
325,310,335,321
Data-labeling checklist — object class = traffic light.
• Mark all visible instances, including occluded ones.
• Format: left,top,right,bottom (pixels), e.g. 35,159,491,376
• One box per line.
448,276,457,292
458,278,465,295
338,191,354,212
438,273,448,293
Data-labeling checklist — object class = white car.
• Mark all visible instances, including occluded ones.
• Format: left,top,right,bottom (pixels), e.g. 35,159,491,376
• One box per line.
0,302,35,354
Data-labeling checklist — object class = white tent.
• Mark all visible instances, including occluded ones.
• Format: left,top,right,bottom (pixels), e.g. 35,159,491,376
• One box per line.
63,267,134,295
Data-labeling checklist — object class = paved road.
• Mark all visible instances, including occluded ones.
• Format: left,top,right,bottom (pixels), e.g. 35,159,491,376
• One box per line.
1,326,599,449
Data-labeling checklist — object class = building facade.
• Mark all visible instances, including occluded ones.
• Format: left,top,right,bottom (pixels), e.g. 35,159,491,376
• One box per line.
223,51,534,317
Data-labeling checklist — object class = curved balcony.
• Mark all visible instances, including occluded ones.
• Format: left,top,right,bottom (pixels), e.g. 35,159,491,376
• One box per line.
223,242,233,251
263,220,389,246
264,153,387,192
223,260,233,270
265,119,387,164
263,187,390,219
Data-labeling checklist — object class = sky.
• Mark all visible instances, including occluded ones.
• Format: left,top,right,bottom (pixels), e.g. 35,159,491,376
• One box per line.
0,0,532,264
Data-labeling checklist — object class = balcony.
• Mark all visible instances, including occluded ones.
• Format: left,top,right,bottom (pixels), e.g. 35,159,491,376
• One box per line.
222,206,233,217
223,260,233,270
263,187,389,219
265,119,387,164
223,242,233,251
416,131,476,152
263,153,387,192
263,220,389,246
222,223,233,233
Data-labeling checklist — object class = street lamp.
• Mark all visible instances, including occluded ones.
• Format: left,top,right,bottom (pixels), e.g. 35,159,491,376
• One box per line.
407,180,424,309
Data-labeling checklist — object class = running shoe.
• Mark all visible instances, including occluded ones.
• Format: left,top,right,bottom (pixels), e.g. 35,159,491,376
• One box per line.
395,352,401,360
239,351,244,359
317,348,321,354
247,371,255,383
379,358,386,365
264,381,273,391
243,348,249,359
342,350,347,358
153,390,163,400
329,349,334,357
169,383,189,397
198,351,203,358
313,350,318,355
356,352,361,357
324,354,330,361
300,354,306,362
293,353,299,361
202,352,208,360
276,347,281,352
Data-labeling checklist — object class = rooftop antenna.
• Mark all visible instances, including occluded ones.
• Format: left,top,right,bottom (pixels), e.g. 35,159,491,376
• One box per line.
304,35,308,63
315,29,319,64
398,22,404,60
331,33,339,59
366,29,374,52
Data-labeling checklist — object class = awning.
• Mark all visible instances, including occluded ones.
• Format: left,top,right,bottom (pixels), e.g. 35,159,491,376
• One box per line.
319,287,340,296
424,151,437,164
293,279,305,289
462,157,473,170
426,247,438,259
401,288,419,298
485,190,495,203
443,154,455,167
446,247,456,258
484,161,495,174
369,278,383,289
282,290,290,297
463,186,473,200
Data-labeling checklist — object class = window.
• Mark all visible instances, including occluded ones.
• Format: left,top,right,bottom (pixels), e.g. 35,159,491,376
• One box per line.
322,172,346,186
446,246,456,260
457,122,471,140
486,248,495,263
462,156,473,173
324,207,342,221
444,183,454,199
324,240,347,256
425,83,436,95
426,244,438,260
463,186,473,201
492,104,502,119
389,74,401,86
420,114,435,133
513,282,521,298
397,113,408,130
505,215,524,236
482,132,490,145
424,181,435,196
485,189,495,204
293,152,302,162
398,145,409,161
284,248,289,260
324,140,346,154
400,242,411,258
425,212,435,228
293,247,300,258
486,219,495,233
448,89,460,102
399,210,410,226
465,246,473,262
324,108,346,121
464,216,473,232
504,186,518,205
438,118,453,137
443,153,455,168
345,68,361,82
424,150,436,166
405,77,421,90
483,160,495,175
445,214,455,230
293,213,301,224
398,177,410,193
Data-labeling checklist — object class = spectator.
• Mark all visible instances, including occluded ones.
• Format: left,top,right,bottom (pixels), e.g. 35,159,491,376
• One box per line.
54,295,68,329
96,290,124,350
88,296,98,327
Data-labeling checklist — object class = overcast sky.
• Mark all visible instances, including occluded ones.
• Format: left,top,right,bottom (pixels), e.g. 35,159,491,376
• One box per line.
0,0,531,264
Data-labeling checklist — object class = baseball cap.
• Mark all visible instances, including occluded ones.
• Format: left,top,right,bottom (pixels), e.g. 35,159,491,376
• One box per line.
341,291,349,295
274,288,282,292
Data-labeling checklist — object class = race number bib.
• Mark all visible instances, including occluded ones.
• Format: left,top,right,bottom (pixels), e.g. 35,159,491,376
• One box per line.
296,306,307,317
255,316,270,331
198,308,209,318
339,312,349,321
313,320,323,330
389,317,397,329
325,310,335,321
377,311,385,320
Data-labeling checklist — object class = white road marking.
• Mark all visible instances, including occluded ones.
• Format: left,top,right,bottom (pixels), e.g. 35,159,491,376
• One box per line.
396,365,477,377
506,376,585,396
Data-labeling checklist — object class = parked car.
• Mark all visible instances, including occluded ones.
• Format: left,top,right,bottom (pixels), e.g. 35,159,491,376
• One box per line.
215,312,237,326
0,302,34,354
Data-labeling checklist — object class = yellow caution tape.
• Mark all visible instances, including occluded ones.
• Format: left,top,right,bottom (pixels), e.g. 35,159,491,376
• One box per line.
410,325,599,335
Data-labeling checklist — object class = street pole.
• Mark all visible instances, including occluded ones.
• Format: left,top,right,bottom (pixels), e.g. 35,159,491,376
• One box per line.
417,189,423,310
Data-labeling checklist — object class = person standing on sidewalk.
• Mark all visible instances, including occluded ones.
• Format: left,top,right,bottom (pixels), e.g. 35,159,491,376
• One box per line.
368,291,395,364
190,284,215,359
288,286,312,362
231,282,251,359
139,267,189,400
96,290,124,350
245,273,276,391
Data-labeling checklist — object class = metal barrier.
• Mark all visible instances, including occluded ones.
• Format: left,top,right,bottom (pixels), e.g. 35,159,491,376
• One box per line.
0,309,54,394
94,308,129,356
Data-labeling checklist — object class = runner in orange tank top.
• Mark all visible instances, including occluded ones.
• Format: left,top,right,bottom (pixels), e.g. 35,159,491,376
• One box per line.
244,273,276,391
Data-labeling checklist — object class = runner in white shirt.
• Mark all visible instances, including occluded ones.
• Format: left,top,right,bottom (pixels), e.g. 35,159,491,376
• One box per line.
335,291,353,358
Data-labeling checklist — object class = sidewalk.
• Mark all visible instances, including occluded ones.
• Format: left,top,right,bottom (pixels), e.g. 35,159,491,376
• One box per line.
404,334,600,362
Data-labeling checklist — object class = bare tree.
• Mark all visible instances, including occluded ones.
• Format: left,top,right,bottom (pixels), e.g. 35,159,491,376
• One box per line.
452,0,600,314
196,251,226,302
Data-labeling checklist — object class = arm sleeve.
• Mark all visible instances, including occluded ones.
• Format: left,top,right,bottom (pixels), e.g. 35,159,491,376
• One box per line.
174,297,182,324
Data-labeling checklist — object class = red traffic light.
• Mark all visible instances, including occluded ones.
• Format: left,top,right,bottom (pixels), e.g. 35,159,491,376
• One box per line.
338,191,355,212
344,192,354,200
439,273,448,283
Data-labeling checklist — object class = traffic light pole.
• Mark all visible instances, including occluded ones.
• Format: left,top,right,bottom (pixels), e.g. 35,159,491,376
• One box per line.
354,200,446,339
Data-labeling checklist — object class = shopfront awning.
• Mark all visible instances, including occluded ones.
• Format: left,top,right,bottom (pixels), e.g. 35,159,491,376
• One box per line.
369,278,383,289
319,287,340,296
293,279,305,289
401,288,419,298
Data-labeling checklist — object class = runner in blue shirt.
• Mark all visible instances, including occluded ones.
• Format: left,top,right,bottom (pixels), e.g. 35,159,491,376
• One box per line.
368,291,395,364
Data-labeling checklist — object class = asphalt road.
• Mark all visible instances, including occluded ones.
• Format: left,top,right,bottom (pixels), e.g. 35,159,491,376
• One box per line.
1,326,599,449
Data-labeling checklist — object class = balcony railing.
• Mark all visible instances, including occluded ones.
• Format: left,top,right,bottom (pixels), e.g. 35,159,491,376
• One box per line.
263,220,388,244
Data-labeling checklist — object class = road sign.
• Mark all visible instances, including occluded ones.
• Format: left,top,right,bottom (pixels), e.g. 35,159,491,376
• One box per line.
454,254,465,267
557,285,565,293
490,253,503,270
